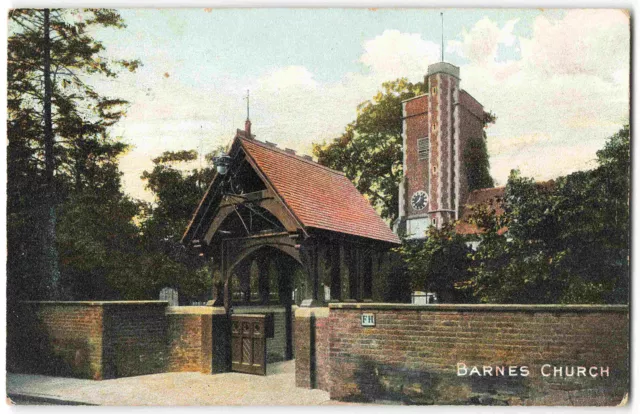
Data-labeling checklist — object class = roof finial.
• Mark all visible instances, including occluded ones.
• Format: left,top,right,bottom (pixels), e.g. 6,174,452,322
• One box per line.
246,89,250,120
244,89,252,138
441,12,444,62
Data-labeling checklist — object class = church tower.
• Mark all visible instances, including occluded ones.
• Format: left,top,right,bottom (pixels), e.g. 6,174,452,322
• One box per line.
395,62,486,239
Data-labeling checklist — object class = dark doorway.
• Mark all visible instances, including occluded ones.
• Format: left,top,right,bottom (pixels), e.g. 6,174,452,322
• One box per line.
229,246,304,363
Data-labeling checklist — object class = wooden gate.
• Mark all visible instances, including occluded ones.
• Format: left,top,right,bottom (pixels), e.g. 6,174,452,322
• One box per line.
231,314,267,375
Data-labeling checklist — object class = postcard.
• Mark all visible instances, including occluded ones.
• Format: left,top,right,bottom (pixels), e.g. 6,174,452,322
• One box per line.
5,7,630,407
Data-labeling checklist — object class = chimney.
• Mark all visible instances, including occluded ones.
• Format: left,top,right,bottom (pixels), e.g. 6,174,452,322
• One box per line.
284,148,296,155
245,119,252,139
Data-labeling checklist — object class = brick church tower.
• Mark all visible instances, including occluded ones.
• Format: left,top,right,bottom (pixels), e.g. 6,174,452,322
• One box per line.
395,62,486,239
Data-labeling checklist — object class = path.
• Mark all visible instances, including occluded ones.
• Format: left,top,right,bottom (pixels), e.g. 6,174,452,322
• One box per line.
7,360,334,406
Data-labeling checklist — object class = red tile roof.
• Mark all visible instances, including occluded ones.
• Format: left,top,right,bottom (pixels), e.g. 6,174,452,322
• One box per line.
456,186,506,235
456,181,555,236
240,137,400,244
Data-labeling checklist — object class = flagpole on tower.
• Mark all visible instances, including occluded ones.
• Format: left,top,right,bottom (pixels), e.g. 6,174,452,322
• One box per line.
441,12,444,62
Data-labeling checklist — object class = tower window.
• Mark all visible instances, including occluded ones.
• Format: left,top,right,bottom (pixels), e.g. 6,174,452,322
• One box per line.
431,86,437,95
417,138,429,160
432,218,437,226
433,166,437,173
432,123,438,132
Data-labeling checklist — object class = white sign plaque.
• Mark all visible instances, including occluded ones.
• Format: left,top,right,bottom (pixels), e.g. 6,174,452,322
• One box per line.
361,313,375,327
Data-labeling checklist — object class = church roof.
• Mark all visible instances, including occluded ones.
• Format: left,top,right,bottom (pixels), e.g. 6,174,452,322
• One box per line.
456,186,507,235
239,137,401,244
456,181,555,236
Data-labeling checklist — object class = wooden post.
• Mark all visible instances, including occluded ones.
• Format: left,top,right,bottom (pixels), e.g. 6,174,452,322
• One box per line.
299,239,321,306
258,255,270,304
222,242,232,315
330,243,341,301
312,241,319,302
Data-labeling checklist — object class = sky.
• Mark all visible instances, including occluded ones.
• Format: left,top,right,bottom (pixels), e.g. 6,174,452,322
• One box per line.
83,8,629,202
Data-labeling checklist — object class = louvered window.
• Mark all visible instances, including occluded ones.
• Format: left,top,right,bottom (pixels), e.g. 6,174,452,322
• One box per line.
418,138,429,160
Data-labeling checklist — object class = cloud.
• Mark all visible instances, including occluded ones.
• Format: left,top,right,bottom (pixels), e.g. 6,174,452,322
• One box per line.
520,10,629,80
257,66,318,92
454,10,629,186
232,31,443,155
360,30,440,79
101,11,628,202
447,18,520,64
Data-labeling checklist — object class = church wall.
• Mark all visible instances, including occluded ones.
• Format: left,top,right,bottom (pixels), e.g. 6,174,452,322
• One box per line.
428,77,440,214
403,95,429,223
459,90,485,119
439,75,450,214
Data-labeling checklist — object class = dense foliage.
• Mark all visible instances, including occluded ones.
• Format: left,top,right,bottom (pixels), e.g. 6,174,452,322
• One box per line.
313,79,421,221
395,222,474,303
8,8,140,300
464,120,495,191
136,150,221,301
403,126,629,304
471,125,629,304
8,9,211,304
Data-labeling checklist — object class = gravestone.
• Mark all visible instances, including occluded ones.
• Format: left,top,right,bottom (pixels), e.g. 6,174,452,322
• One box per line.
324,284,331,301
159,287,179,306
411,291,427,305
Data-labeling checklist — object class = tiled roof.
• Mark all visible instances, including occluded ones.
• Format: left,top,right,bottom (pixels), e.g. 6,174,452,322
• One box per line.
456,181,555,235
240,137,401,244
456,186,506,235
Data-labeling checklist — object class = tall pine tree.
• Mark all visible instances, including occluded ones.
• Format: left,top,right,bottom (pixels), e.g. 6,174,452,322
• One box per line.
8,9,140,300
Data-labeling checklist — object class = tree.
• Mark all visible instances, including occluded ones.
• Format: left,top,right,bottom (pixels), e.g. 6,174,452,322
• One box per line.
141,150,216,229
396,222,474,303
8,9,140,299
551,125,630,303
467,171,565,303
138,150,220,303
313,79,424,221
56,192,143,299
466,125,630,304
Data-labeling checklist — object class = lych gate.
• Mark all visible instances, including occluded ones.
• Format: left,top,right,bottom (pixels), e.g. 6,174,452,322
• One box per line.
182,125,400,371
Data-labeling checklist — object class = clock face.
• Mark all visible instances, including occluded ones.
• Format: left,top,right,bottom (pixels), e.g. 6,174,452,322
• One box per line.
411,191,428,211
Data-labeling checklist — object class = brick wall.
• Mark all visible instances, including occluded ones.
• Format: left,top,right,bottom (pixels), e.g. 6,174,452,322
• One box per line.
326,303,629,406
166,306,228,374
294,307,330,391
8,301,168,380
103,303,168,378
167,313,204,372
404,95,429,220
8,302,231,380
8,302,106,379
